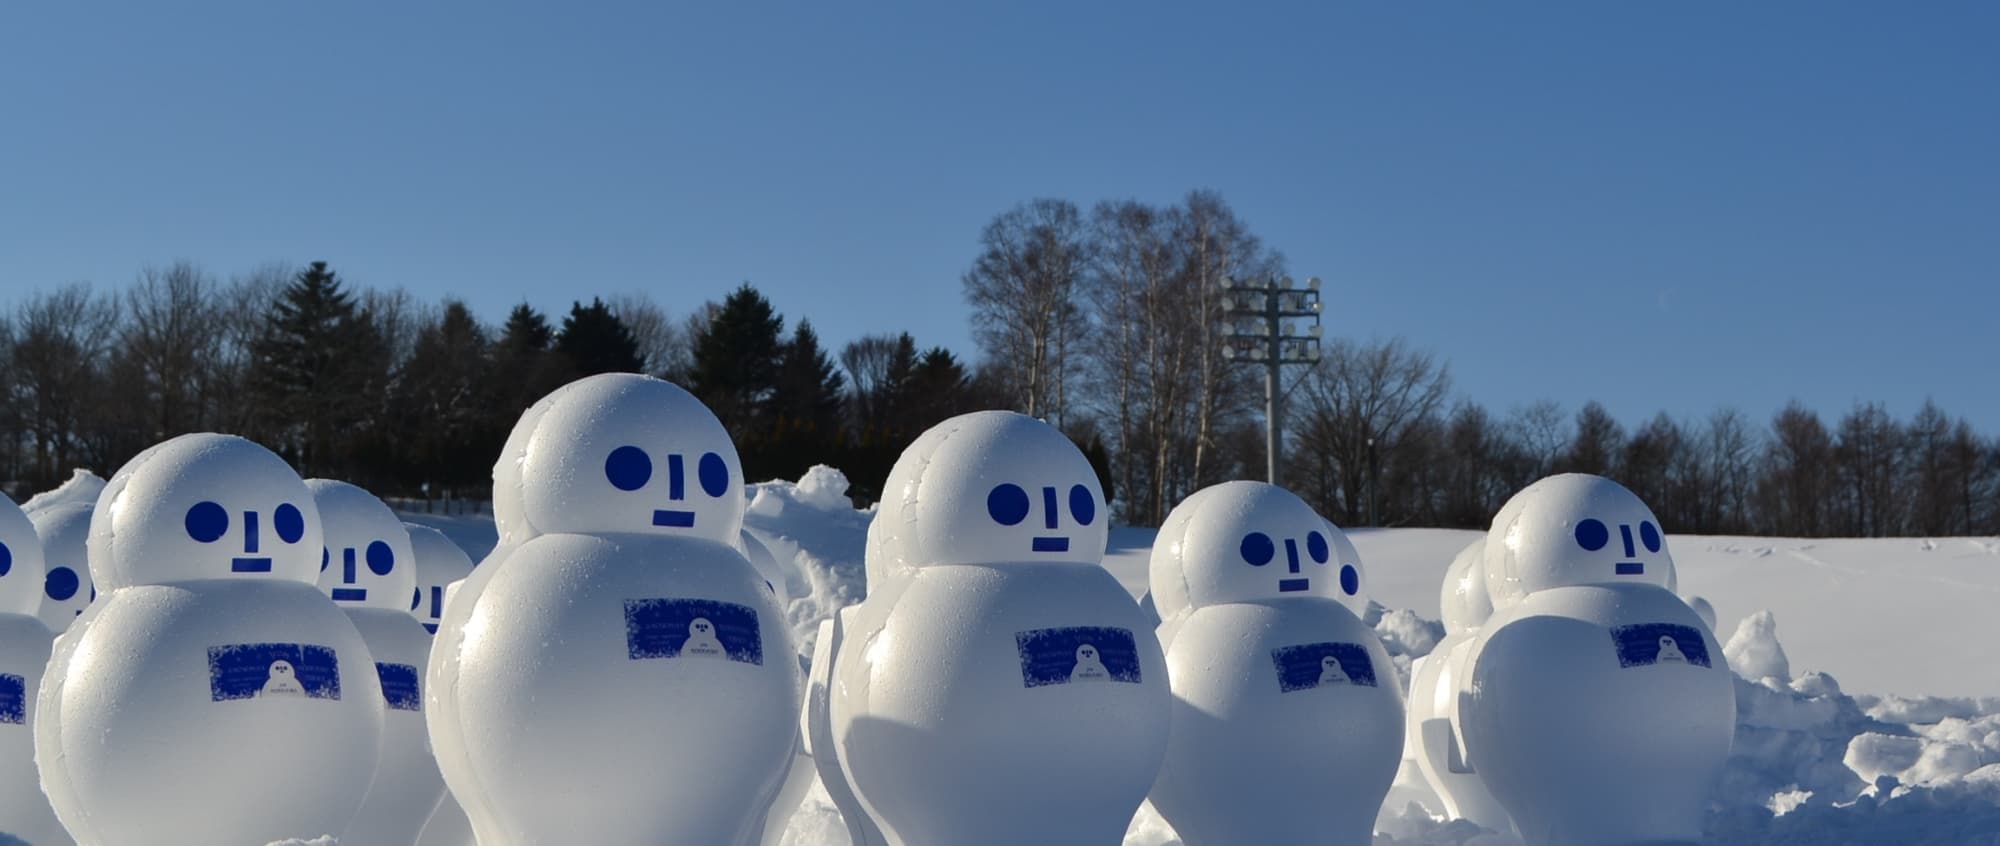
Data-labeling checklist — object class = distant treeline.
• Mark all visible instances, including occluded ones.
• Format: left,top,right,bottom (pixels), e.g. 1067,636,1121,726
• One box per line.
6,193,1996,537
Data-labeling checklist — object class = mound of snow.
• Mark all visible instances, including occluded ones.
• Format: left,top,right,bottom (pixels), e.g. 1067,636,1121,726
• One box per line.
1725,610,1792,682
743,468,873,662
22,468,105,512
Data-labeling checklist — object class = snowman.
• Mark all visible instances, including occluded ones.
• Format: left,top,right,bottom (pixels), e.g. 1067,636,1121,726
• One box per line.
1453,474,1733,846
1145,481,1401,846
35,433,383,845
261,660,307,696
28,502,96,633
735,529,817,846
1070,644,1111,682
310,478,447,846
1404,539,1515,835
813,411,1169,846
0,491,71,846
429,373,799,845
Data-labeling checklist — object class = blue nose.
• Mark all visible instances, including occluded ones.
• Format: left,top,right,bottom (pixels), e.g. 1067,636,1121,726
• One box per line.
231,509,273,573
331,548,366,602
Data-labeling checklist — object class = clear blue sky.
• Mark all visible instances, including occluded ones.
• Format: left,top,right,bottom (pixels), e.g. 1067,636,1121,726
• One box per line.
3,2,1995,432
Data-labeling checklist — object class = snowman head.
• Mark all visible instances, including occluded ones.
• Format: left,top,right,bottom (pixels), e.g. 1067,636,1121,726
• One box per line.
28,502,95,630
90,434,323,590
307,480,416,611
873,411,1106,568
1322,655,1339,670
1484,473,1676,604
1077,644,1099,663
1155,481,1363,611
270,660,295,678
404,523,473,634
690,618,714,637
517,374,744,546
0,491,48,617
1439,539,1495,634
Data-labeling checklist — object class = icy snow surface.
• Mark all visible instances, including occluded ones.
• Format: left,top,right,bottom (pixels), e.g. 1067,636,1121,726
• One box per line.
384,470,2000,845
19,469,104,513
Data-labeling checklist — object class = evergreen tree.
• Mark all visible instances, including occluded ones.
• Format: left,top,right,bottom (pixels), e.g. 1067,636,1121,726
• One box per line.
554,297,644,377
904,346,972,431
493,302,566,418
689,283,784,437
246,261,386,478
772,320,846,435
390,300,497,501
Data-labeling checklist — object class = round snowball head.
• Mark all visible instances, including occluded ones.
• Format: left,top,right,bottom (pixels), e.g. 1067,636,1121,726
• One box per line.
491,378,590,546
1156,481,1356,609
0,491,48,616
405,522,474,633
874,411,1107,567
865,421,963,584
1684,594,1717,630
90,434,323,589
1483,473,1675,605
29,501,96,630
1325,518,1369,616
1439,539,1495,634
519,373,745,544
309,479,418,610
1147,485,1231,624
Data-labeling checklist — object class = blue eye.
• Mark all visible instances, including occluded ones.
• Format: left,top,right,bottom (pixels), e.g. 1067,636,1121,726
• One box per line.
410,587,422,611
605,446,653,492
1069,485,1095,526
274,503,306,544
321,547,330,572
185,501,229,543
1341,565,1360,595
1575,519,1610,552
366,540,395,575
986,484,1030,526
0,541,9,577
1241,532,1275,567
1306,531,1329,564
1640,521,1662,553
45,566,79,601
699,452,730,498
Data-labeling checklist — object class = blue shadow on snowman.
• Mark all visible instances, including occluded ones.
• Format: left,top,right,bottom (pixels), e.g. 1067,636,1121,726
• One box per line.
1610,623,1712,669
624,598,764,666
1,672,24,724
1015,626,1142,688
1271,642,1378,692
376,662,422,711
207,643,342,702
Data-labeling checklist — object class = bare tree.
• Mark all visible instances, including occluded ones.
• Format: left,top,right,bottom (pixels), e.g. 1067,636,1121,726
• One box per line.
1293,337,1451,526
840,333,905,433
963,198,1089,426
1507,400,1569,481
7,284,120,486
1755,402,1835,536
122,262,224,439
608,292,684,378
1171,190,1276,489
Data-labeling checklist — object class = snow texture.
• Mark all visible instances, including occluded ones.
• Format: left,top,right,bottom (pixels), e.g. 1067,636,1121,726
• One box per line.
19,469,104,514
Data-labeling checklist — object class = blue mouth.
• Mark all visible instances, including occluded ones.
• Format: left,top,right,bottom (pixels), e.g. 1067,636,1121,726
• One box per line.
1279,579,1311,593
1032,537,1070,553
423,623,439,635
653,510,695,528
231,557,272,573
332,588,368,602
1616,562,1645,575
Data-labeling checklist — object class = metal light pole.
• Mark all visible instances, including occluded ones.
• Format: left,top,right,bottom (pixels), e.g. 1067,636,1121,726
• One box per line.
1220,275,1323,487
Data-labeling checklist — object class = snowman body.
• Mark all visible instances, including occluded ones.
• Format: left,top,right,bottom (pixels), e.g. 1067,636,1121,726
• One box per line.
1408,540,1512,833
453,531,798,844
0,614,64,846
834,561,1167,846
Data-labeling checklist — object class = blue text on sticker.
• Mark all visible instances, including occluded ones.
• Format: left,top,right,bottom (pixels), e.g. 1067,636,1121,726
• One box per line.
1611,623,1712,668
208,643,342,702
1272,642,1378,692
1016,626,1143,688
377,662,422,712
625,597,764,666
0,673,23,724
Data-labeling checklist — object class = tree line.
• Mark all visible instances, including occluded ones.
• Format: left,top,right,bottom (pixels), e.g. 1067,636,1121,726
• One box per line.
962,191,2000,538
5,193,1997,537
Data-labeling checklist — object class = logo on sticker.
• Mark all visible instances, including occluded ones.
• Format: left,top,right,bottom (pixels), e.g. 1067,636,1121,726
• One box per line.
1016,626,1142,688
0,673,23,724
1611,623,1712,668
625,598,764,666
208,643,342,702
1272,642,1377,692
377,662,422,711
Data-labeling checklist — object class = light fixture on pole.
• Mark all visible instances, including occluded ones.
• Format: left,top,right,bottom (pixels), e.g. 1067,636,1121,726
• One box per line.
1220,275,1324,487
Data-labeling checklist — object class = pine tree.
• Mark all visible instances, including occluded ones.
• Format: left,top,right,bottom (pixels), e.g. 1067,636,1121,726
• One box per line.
772,320,846,435
493,303,566,419
554,297,644,377
390,300,497,501
689,283,784,437
247,261,386,478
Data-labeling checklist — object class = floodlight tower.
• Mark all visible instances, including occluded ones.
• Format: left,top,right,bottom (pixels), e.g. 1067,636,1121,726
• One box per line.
1221,275,1323,487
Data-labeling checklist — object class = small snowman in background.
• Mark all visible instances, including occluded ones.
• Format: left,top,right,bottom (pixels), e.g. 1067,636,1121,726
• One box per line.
37,433,382,846
428,373,799,845
406,523,477,846
813,410,1169,846
1145,481,1400,846
0,492,70,846
1453,473,1733,846
27,502,96,634
311,478,443,846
